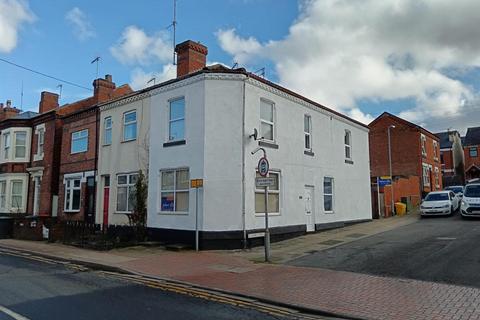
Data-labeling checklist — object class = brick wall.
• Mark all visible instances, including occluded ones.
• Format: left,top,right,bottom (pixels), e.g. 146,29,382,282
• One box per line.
58,108,98,221
440,149,455,176
464,145,480,179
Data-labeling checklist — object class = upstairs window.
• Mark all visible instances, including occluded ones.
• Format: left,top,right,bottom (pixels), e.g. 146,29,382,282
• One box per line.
260,100,274,142
434,167,440,188
71,129,88,154
169,98,185,141
433,141,438,160
421,134,427,156
304,115,311,150
14,132,26,158
123,111,137,141
344,130,352,160
37,128,45,156
104,117,112,145
470,147,478,158
4,133,10,159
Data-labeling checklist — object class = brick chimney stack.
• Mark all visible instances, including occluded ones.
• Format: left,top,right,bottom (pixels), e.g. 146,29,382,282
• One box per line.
39,91,59,113
0,100,20,121
93,74,116,103
175,40,208,78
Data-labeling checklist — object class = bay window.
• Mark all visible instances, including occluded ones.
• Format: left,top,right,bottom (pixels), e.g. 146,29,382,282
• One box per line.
11,180,23,210
15,132,26,158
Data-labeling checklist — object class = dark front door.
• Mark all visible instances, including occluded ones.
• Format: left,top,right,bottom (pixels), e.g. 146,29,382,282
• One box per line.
85,176,96,224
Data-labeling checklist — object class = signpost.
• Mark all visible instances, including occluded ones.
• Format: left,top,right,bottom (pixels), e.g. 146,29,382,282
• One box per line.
191,179,204,251
251,150,271,262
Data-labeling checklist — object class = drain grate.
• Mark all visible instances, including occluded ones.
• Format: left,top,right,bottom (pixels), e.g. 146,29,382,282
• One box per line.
319,239,344,245
345,233,366,238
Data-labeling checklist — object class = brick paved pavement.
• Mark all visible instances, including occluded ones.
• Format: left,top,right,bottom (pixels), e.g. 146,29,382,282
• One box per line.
1,239,480,319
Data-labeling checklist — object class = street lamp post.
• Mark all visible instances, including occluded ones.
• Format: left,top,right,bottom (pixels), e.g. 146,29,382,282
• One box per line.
387,125,396,216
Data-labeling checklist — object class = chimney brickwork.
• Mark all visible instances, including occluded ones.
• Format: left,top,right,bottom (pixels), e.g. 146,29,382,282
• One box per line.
175,40,208,77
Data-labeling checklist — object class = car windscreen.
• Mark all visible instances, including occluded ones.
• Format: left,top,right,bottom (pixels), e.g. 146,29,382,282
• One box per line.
425,193,449,201
446,187,463,193
464,185,480,198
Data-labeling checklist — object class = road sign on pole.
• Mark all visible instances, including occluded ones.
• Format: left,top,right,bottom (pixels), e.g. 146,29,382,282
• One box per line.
191,179,204,251
258,157,269,177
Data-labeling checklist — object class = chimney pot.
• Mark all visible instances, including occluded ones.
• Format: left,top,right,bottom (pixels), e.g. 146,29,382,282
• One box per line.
6,100,11,108
105,74,112,82
175,40,208,78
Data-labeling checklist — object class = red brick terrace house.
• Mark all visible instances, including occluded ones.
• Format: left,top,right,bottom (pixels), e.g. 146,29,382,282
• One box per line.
435,130,465,186
463,127,480,181
58,75,132,223
369,112,442,217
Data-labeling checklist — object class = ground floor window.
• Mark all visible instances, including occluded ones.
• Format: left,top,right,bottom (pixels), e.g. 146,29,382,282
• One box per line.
0,181,6,209
323,177,334,212
11,180,23,211
255,171,280,213
160,168,189,212
65,178,81,211
117,173,138,213
422,164,430,187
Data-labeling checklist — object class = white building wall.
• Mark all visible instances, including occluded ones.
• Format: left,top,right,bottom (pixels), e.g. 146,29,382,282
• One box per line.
96,96,151,225
243,78,371,232
147,77,206,231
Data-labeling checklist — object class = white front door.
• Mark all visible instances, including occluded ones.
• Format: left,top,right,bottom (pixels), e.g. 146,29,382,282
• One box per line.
305,186,315,232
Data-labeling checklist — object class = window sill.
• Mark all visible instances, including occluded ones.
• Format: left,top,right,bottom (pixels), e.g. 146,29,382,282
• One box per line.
304,150,314,156
163,140,186,147
345,159,354,165
324,211,335,214
158,211,189,215
254,212,281,217
64,210,80,213
259,140,279,149
115,211,132,214
70,151,87,155
103,143,112,147
121,138,136,144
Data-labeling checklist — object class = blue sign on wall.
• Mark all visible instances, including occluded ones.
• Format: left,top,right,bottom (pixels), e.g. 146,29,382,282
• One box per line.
378,177,392,187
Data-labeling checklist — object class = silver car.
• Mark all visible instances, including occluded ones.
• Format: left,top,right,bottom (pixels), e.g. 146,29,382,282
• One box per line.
420,191,459,216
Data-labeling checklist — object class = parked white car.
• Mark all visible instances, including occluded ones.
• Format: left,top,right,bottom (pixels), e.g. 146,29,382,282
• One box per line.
420,191,459,216
461,183,480,218
444,185,464,198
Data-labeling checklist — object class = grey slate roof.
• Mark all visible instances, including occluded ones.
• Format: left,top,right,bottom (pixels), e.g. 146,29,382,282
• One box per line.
12,111,39,119
464,127,480,146
435,131,454,149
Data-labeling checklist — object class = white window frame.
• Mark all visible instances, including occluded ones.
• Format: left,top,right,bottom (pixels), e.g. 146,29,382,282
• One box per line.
260,99,275,143
104,116,112,145
14,131,27,159
4,133,10,160
168,98,185,142
421,134,427,156
433,141,438,161
71,129,88,154
304,114,312,151
434,167,440,188
123,111,137,142
345,130,352,160
0,180,6,210
33,176,41,216
255,171,280,215
470,147,478,158
10,180,23,211
116,173,138,213
64,177,81,212
159,168,190,214
422,164,430,187
323,176,334,213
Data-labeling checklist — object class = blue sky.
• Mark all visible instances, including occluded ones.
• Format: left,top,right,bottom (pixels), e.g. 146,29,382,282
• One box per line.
1,0,480,134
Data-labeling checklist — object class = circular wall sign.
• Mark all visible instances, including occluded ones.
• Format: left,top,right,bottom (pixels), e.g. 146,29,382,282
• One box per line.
258,157,269,177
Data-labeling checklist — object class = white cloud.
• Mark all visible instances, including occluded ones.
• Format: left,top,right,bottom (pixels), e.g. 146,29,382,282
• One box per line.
130,65,176,90
0,0,35,53
110,26,172,65
216,0,480,128
65,7,95,41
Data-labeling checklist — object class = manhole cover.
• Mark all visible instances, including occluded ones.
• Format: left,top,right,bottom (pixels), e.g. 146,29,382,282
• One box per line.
319,239,344,245
345,233,366,238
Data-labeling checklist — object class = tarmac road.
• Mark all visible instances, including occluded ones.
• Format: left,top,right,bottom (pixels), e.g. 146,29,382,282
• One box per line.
0,252,297,320
289,212,480,288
